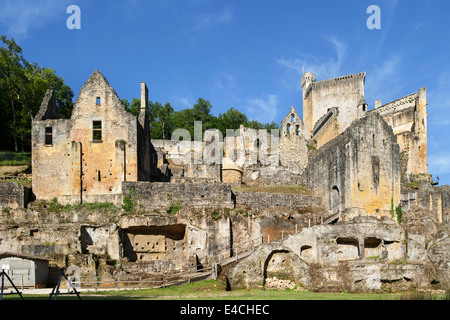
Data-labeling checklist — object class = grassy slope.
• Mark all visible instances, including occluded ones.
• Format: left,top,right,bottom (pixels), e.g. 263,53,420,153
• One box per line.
4,280,422,301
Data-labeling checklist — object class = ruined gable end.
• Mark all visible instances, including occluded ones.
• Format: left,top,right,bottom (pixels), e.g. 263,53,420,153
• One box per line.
34,89,59,121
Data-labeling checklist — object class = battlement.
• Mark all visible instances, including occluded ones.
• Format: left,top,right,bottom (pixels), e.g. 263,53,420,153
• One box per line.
312,72,366,89
371,92,419,116
302,71,366,139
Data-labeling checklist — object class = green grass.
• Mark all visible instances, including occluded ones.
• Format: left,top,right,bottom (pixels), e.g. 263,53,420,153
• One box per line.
33,197,119,214
0,150,31,166
6,280,446,300
0,179,32,187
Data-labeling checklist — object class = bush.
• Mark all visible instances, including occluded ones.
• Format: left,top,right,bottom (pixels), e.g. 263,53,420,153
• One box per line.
167,204,180,215
122,188,136,213
396,206,403,224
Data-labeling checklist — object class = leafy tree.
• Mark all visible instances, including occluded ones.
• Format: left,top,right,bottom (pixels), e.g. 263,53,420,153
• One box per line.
149,101,174,140
122,94,280,141
216,107,248,137
0,35,74,152
0,35,27,151
122,98,140,117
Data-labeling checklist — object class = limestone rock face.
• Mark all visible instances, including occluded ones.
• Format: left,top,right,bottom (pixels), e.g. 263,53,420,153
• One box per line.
427,227,450,287
226,217,450,292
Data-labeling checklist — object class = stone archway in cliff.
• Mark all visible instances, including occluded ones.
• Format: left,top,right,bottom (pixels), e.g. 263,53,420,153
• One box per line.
330,186,340,215
263,250,296,287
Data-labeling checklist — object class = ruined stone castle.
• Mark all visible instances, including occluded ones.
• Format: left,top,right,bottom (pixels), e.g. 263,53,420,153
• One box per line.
0,70,448,292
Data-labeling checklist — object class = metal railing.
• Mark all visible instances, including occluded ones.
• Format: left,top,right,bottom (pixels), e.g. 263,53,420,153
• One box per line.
68,264,218,291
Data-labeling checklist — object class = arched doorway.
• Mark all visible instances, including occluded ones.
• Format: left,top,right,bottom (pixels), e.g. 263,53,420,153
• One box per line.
263,250,296,287
330,186,340,215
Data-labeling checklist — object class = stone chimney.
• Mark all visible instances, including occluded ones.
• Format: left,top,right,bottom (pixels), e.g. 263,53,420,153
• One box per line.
139,82,149,129
141,82,148,111
375,100,382,109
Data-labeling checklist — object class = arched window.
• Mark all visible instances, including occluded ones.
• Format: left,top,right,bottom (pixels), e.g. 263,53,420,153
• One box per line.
286,123,291,135
291,114,294,122
295,125,300,136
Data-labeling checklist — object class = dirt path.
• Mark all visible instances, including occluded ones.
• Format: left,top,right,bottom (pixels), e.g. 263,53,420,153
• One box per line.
0,165,29,176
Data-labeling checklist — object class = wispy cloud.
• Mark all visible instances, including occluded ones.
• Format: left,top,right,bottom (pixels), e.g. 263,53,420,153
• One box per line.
208,71,241,104
192,6,233,30
365,54,402,104
0,0,72,38
428,153,450,176
245,94,279,123
276,36,348,89
375,0,399,53
429,70,450,112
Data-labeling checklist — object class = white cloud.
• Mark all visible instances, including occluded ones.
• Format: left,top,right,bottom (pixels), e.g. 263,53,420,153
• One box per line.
364,54,402,104
428,153,450,176
429,71,450,111
209,71,241,102
0,0,72,38
245,94,279,123
276,36,348,88
193,6,233,30
176,97,193,109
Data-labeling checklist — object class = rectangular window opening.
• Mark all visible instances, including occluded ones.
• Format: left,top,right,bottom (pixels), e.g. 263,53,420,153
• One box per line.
45,127,53,146
93,121,102,142
96,97,101,105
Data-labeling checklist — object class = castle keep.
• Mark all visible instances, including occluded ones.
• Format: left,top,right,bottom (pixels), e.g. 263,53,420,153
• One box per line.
0,69,448,292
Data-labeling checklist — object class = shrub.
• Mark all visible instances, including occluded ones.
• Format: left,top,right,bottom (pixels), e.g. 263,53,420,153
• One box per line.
122,188,136,213
167,204,180,215
396,206,403,224
390,197,395,218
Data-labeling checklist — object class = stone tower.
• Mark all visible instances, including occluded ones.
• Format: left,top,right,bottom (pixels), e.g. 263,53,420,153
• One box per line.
279,106,307,174
301,71,366,139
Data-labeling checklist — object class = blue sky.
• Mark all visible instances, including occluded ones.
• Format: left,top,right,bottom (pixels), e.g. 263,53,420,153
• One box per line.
1,0,450,185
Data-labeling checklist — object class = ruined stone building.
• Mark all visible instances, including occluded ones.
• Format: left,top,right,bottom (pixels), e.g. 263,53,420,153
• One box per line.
299,71,428,182
370,88,428,181
28,69,436,224
31,70,157,204
1,68,448,292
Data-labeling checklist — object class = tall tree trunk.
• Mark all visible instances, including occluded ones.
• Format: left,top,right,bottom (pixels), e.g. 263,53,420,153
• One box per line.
7,85,18,152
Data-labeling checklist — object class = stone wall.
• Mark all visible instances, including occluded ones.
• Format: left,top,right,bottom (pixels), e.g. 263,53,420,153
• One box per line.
122,181,234,210
227,216,445,292
310,107,340,150
0,203,256,278
279,134,307,175
0,182,31,209
233,191,321,210
411,183,449,223
302,112,401,219
370,88,428,178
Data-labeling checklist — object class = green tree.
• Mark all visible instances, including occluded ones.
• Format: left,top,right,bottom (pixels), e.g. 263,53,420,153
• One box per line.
122,98,141,117
0,35,27,151
0,35,74,152
216,107,249,137
149,101,174,140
